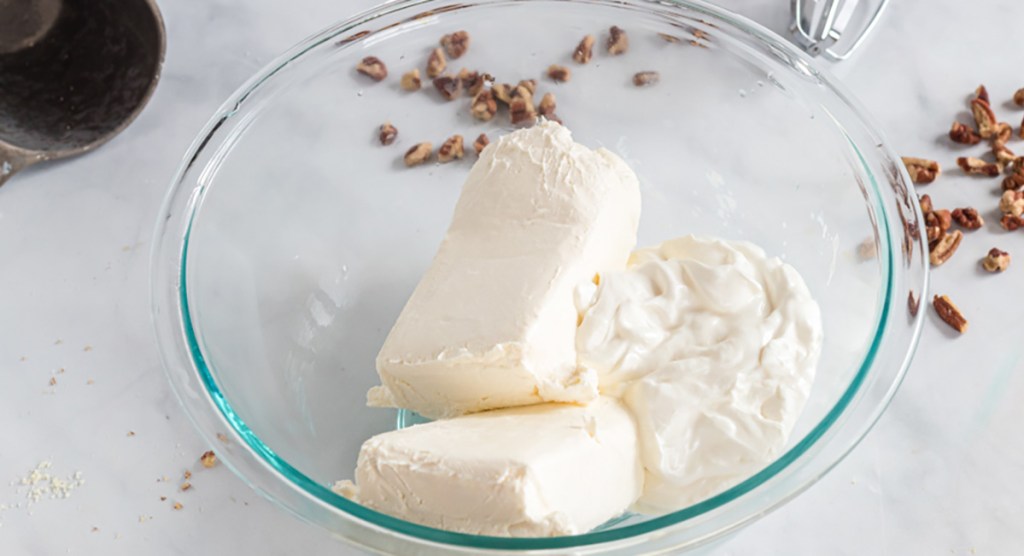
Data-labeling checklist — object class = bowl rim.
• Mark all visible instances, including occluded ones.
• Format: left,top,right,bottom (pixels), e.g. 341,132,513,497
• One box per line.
151,0,928,552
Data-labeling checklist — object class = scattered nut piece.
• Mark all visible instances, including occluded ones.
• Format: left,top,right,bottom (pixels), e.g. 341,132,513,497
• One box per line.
180,481,191,492
516,79,537,96
929,229,962,266
949,121,982,145
492,83,513,105
433,75,463,101
919,193,933,214
470,90,497,121
901,157,940,184
440,30,470,59
573,34,596,64
994,144,1016,169
426,48,447,78
538,92,560,123
957,156,1000,177
1000,214,1023,231
547,64,571,83
982,248,1011,272
908,291,920,317
400,69,422,91
1001,171,1024,191
971,98,998,138
1014,88,1024,107
994,122,1013,147
173,502,183,511
1000,190,1024,217
658,32,681,43
975,84,989,104
356,56,388,81
378,122,398,146
933,294,968,334
607,26,629,55
48,377,57,386
856,238,877,261
473,133,489,155
951,207,984,230
404,142,433,166
927,209,952,232
458,69,488,96
200,450,217,468
184,470,192,480
509,93,537,126
438,135,465,163
633,71,660,87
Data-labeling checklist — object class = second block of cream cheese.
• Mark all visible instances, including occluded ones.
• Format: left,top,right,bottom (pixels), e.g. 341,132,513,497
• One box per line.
370,122,642,418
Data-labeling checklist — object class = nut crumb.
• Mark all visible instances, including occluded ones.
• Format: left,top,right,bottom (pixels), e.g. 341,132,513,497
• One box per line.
658,32,681,43
957,156,999,177
982,248,1011,272
929,229,962,266
426,48,447,78
633,71,660,87
355,56,388,81
856,238,877,261
127,431,136,437
547,64,571,83
200,450,217,468
173,502,183,511
438,135,465,163
473,133,489,155
901,157,940,184
573,35,596,64
217,433,229,444
83,345,92,352
933,295,968,334
160,496,166,501
470,90,497,121
433,75,463,101
516,79,537,96
1014,88,1024,107
48,377,57,386
180,482,191,492
949,121,981,145
378,122,398,146
994,144,1015,169
538,92,560,124
404,142,433,167
491,83,513,105
440,30,470,59
951,207,984,230
457,68,488,96
971,98,997,139
607,26,629,55
399,69,422,91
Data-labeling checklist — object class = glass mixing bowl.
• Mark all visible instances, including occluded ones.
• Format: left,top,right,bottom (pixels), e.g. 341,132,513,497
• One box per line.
151,0,928,553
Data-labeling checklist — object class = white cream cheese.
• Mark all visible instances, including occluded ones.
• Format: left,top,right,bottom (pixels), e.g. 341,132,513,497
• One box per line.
371,122,641,419
576,236,823,513
336,397,643,537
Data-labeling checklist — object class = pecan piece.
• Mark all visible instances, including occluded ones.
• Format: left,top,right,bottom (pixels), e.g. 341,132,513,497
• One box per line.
856,237,877,261
999,190,1024,217
440,30,470,59
926,208,952,232
951,207,983,230
470,89,497,121
607,26,628,55
516,79,537,96
919,194,933,214
929,229,962,266
901,157,940,184
492,83,513,105
1001,169,1024,191
982,248,1011,272
994,144,1016,169
547,64,571,83
200,450,217,468
400,68,422,91
538,92,560,123
426,47,447,78
457,69,488,96
356,56,388,81
1015,88,1024,107
994,122,1013,147
908,291,920,317
975,84,989,104
1000,214,1023,231
433,75,463,101
509,95,537,126
949,121,981,145
933,295,968,334
971,98,998,139
573,34,596,64
957,156,1000,177
403,142,433,167
438,134,465,163
633,71,660,87
472,133,489,155
378,122,398,146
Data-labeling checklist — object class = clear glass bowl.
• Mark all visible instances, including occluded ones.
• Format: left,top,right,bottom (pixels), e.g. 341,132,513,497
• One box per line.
151,0,928,553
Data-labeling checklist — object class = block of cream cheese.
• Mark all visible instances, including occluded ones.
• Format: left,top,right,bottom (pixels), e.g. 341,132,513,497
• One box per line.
370,121,642,418
336,397,643,537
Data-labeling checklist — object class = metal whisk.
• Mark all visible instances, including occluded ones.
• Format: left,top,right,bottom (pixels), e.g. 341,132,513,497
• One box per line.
790,0,890,61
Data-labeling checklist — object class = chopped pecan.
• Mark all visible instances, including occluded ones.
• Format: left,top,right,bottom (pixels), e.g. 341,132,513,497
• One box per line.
510,95,537,126
470,89,497,121
472,133,489,155
926,224,942,242
633,71,660,87
438,134,465,163
901,157,940,184
1002,165,1024,191
919,194,933,214
957,156,1000,177
658,32,682,43
951,207,984,230
982,248,1011,272
908,291,920,317
995,122,1013,147
400,69,422,91
999,190,1024,216
933,295,968,334
356,56,388,81
492,83,513,105
547,64,571,83
856,237,877,261
607,26,629,55
440,30,470,59
403,142,433,167
378,122,398,146
573,34,596,64
538,92,560,123
926,208,952,232
975,84,989,104
516,79,537,96
433,75,463,101
200,450,217,468
929,229,962,266
971,98,998,138
1015,88,1024,107
426,48,447,78
949,121,982,145
458,69,488,96
1000,214,1023,231
994,144,1016,169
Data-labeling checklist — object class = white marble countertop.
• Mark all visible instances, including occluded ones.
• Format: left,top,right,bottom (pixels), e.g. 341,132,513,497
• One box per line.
2,0,1022,554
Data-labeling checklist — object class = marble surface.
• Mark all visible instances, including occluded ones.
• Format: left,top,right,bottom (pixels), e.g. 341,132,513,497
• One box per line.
1,0,1022,554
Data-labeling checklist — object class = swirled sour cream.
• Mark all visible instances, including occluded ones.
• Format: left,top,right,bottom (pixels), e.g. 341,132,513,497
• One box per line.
575,235,823,513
